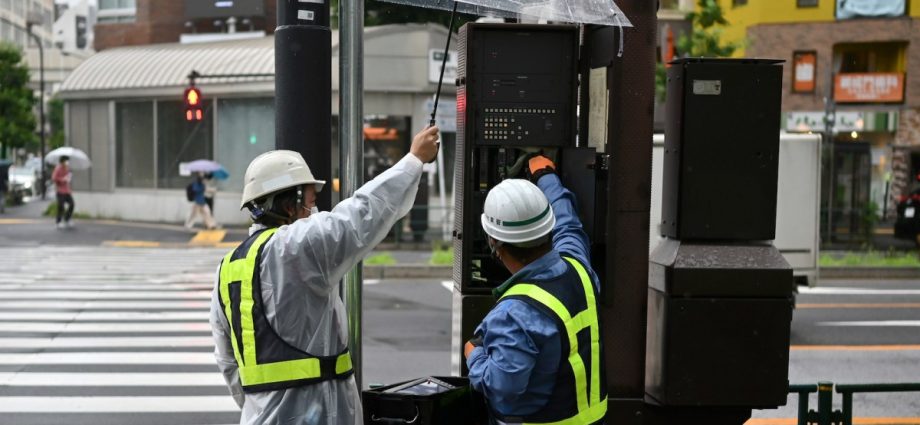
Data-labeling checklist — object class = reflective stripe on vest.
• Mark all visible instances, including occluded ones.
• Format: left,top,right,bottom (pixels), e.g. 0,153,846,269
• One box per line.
498,257,607,425
218,228,353,391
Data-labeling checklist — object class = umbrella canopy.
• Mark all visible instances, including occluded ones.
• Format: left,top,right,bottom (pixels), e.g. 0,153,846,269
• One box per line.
185,159,224,173
376,0,632,27
45,147,92,170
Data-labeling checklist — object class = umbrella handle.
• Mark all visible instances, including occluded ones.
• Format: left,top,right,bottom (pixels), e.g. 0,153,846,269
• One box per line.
430,0,459,129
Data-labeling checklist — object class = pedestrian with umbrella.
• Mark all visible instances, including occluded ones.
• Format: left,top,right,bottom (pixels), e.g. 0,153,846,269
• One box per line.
184,160,225,231
46,147,91,229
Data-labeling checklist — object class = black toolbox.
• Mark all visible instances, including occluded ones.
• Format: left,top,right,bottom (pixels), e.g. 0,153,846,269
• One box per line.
363,376,487,424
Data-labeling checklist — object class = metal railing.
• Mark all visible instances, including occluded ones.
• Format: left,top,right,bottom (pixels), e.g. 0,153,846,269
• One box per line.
789,381,920,425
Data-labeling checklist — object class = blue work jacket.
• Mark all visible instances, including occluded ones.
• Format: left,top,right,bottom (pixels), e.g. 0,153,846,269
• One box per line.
466,173,601,417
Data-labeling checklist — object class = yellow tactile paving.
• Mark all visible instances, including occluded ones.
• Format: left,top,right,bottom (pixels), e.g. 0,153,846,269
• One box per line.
190,230,227,245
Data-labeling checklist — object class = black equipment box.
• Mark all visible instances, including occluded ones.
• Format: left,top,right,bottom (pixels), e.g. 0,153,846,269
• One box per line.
453,23,583,294
645,239,793,408
662,58,784,241
363,376,487,425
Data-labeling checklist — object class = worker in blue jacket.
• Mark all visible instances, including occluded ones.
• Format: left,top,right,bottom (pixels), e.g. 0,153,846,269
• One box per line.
464,155,607,425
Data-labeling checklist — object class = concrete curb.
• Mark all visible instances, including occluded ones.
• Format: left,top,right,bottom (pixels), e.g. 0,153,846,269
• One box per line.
363,265,452,280
820,267,920,280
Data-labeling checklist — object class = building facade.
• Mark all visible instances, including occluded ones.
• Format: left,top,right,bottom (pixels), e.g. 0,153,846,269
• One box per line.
94,0,277,51
59,24,457,232
714,0,920,244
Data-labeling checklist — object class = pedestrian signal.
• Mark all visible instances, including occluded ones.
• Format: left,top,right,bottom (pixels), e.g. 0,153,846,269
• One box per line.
184,87,203,121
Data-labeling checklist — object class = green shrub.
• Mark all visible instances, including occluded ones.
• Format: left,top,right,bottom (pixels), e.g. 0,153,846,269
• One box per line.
365,252,396,266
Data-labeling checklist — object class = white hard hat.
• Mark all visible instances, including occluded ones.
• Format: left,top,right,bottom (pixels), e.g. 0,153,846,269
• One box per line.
481,179,555,245
240,150,326,209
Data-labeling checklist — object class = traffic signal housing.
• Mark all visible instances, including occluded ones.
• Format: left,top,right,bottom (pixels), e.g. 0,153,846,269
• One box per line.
184,87,203,121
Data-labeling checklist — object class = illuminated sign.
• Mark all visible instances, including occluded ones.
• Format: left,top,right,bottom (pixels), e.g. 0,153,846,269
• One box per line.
835,73,904,103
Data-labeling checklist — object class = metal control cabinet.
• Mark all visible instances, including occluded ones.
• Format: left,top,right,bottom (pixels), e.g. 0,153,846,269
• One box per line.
450,23,602,375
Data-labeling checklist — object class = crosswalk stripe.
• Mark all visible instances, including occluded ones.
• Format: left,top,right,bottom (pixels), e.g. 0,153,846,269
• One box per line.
817,320,920,327
0,352,216,364
799,287,920,295
0,291,211,300
0,301,210,309
0,373,226,386
0,284,213,291
0,337,214,348
0,322,212,333
0,312,210,321
0,245,237,421
0,396,239,412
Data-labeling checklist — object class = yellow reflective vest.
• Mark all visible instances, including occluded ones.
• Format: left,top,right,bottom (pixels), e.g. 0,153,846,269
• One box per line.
217,228,353,393
494,257,607,425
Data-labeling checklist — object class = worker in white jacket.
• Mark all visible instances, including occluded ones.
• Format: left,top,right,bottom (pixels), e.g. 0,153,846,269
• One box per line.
210,126,441,424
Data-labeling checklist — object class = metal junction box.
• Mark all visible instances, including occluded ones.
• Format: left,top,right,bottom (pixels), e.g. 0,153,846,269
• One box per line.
661,58,783,241
645,239,793,407
450,23,602,375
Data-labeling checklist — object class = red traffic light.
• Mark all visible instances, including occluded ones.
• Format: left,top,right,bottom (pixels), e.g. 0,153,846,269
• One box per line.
183,86,204,121
184,87,202,107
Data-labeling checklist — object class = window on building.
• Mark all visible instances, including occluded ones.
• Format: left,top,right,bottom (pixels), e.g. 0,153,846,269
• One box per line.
835,42,906,74
98,0,135,10
797,0,818,7
215,98,274,191
157,100,214,189
115,102,155,188
732,0,747,6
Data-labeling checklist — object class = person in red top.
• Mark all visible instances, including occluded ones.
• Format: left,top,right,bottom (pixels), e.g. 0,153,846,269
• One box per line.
52,156,75,229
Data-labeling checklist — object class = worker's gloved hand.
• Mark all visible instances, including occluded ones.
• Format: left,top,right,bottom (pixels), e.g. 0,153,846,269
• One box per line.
527,155,556,183
410,126,441,164
464,335,483,359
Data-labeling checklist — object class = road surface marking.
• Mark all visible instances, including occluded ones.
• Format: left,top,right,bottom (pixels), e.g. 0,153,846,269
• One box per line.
0,311,209,321
798,287,920,296
0,396,239,412
817,320,920,327
0,283,213,291
190,230,227,245
790,345,920,351
104,241,163,248
0,219,40,224
364,279,381,285
0,373,225,386
0,337,214,348
798,303,920,309
441,281,454,292
0,352,216,364
0,290,210,300
0,301,210,309
747,418,920,425
0,322,212,333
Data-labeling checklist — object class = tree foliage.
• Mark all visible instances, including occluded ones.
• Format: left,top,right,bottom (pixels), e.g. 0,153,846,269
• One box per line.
677,0,740,58
656,0,740,101
0,43,37,153
49,97,65,149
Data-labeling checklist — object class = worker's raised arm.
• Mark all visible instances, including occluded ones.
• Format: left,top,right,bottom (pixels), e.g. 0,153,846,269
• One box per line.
528,156,593,273
286,126,441,287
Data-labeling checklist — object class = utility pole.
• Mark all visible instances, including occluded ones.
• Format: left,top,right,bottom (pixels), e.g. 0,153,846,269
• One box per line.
25,18,46,200
275,0,332,211
339,0,365,390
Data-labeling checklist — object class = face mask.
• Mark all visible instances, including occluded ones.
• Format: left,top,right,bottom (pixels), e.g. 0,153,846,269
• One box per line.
310,206,319,216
